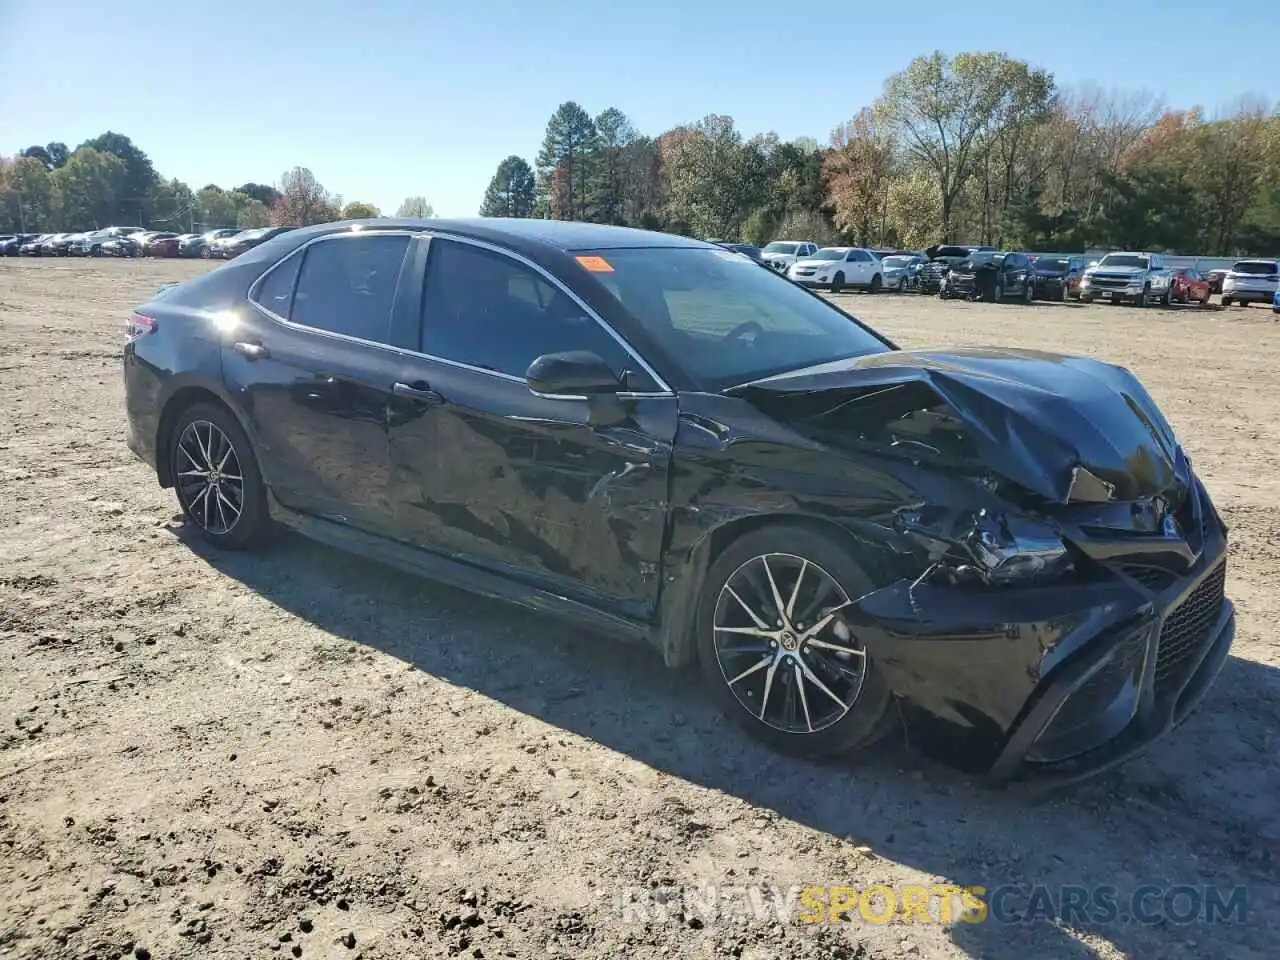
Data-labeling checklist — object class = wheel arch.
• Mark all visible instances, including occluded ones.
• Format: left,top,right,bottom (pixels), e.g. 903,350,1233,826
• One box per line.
154,378,256,488
656,511,875,669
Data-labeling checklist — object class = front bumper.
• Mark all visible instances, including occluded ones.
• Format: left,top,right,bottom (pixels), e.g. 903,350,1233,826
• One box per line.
1223,285,1276,303
849,491,1232,787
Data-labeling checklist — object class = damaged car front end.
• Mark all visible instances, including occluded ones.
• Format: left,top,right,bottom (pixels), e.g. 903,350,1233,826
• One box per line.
724,347,1233,786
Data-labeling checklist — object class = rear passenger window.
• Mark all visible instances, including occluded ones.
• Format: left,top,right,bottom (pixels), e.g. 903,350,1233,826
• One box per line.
288,234,410,343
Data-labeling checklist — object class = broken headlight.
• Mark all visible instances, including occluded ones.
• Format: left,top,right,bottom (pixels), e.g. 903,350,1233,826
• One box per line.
895,506,1072,586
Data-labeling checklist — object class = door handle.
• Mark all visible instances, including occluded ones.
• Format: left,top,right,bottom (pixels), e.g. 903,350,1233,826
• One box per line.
233,341,269,360
393,381,444,403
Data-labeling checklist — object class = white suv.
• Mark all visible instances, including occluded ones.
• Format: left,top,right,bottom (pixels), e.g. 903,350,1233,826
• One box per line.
1221,259,1279,307
760,240,817,274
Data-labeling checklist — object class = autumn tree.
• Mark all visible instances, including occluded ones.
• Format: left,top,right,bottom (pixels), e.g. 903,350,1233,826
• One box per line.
825,109,896,245
536,102,598,220
395,195,434,217
479,156,536,217
271,167,339,227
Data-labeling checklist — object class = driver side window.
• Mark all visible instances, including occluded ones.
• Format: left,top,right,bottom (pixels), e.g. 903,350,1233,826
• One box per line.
420,238,654,387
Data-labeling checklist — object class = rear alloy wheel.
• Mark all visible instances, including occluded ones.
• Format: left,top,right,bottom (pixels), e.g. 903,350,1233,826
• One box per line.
698,526,890,758
170,402,270,550
830,271,845,294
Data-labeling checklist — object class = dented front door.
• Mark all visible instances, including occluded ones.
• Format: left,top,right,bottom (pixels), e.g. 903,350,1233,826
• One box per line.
385,355,677,620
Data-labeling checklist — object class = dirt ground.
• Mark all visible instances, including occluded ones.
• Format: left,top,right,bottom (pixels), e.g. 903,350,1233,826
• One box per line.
1,257,1277,960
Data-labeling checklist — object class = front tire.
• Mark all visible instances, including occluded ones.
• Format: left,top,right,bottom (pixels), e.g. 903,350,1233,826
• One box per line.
697,524,891,759
830,271,844,294
169,402,270,550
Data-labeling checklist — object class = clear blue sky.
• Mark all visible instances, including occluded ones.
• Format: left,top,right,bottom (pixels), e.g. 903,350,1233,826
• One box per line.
0,0,1272,217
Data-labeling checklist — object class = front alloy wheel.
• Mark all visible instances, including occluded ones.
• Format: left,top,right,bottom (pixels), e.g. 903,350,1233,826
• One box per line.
698,526,890,758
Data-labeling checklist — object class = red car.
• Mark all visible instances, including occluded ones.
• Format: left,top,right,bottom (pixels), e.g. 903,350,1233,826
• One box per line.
1171,268,1211,305
148,235,182,258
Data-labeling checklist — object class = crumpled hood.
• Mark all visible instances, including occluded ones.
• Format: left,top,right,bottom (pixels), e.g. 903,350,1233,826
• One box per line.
735,346,1188,505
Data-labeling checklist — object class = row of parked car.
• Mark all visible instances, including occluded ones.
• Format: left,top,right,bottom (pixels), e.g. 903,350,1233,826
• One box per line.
719,239,1280,311
0,226,295,260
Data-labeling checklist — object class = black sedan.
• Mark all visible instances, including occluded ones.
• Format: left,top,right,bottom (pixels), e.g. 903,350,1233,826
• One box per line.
122,219,1234,786
214,226,294,259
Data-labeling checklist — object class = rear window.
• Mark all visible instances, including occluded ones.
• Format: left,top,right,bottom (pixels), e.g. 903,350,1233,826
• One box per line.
1232,261,1278,275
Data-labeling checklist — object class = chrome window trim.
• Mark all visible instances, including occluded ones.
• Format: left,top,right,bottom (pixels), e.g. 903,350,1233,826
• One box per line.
244,227,675,399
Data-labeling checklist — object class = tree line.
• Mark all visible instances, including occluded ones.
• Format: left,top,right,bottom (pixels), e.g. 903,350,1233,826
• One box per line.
0,132,432,234
481,50,1279,256
8,51,1276,256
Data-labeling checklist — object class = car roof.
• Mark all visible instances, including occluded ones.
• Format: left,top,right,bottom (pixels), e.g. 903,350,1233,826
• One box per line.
278,218,714,254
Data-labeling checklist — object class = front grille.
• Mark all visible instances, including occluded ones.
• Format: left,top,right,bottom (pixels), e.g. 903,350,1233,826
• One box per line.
1154,561,1227,687
1090,276,1133,290
1116,564,1178,590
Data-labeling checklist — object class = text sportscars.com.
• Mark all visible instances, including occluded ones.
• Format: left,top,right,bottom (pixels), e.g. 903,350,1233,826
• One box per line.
615,883,1250,927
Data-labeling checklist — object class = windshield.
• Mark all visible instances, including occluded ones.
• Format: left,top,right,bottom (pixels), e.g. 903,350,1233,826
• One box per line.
762,242,799,255
580,247,891,389
1036,258,1069,272
882,256,915,268
1097,254,1149,269
809,249,848,261
1232,260,1278,275
933,246,973,259
237,228,268,239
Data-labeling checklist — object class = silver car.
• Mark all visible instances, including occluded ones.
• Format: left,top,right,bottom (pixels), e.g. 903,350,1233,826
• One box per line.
880,254,925,292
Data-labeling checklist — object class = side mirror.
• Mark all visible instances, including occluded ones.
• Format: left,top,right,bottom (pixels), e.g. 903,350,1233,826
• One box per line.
526,351,621,397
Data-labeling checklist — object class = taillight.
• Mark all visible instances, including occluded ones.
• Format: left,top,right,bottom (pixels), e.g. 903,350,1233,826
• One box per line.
124,312,157,343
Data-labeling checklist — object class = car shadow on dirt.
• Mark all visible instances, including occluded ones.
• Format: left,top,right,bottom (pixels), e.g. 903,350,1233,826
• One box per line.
178,528,1279,959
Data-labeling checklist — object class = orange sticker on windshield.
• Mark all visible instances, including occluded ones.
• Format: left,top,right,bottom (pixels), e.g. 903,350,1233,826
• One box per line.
576,255,614,273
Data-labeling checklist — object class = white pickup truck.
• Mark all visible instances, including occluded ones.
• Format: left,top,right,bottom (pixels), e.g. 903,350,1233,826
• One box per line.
1078,252,1175,307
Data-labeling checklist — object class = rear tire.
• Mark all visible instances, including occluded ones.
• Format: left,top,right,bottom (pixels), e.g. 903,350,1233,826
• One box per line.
696,524,892,760
168,402,271,551
1222,297,1233,307
868,273,882,294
